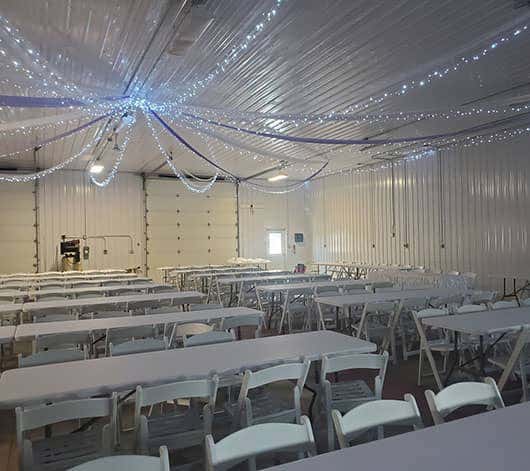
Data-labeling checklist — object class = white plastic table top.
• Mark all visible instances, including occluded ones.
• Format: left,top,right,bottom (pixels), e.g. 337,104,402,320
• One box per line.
29,282,165,298
257,279,370,294
190,269,288,280
315,288,462,308
0,273,140,283
0,303,22,314
0,330,376,407
15,307,263,341
169,266,259,276
22,291,204,312
0,326,15,344
0,269,127,279
219,273,331,285
264,402,530,471
2,276,152,289
423,306,530,335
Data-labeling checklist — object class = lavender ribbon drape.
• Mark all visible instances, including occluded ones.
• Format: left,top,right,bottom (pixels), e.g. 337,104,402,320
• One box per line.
149,109,240,180
0,95,129,108
183,112,502,146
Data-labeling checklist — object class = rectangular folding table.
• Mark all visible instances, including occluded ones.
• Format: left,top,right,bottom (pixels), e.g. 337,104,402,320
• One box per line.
14,307,263,341
423,307,530,390
264,403,530,471
0,330,376,408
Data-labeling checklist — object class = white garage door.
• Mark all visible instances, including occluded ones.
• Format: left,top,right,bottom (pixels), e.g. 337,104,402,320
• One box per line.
0,182,36,274
146,179,238,277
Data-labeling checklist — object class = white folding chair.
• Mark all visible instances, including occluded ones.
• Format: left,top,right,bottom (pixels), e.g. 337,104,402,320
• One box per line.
18,346,88,367
229,360,311,428
34,332,91,354
104,325,158,356
455,304,488,314
320,352,389,450
397,297,430,361
16,395,117,471
205,416,315,471
183,330,235,347
90,310,132,320
314,286,341,330
332,394,423,448
134,377,218,455
355,302,397,361
68,446,169,471
425,377,505,425
170,322,213,347
221,313,263,339
109,337,168,357
411,308,455,389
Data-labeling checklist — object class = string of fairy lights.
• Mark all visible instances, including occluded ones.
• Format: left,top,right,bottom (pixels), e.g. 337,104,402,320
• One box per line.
1,1,530,192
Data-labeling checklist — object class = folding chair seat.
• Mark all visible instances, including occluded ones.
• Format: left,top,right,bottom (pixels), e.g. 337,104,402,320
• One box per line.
205,416,315,471
456,304,488,314
425,377,505,425
18,347,88,367
69,447,169,471
221,313,263,339
490,300,519,310
16,395,117,471
134,377,218,455
320,352,388,450
226,361,311,428
183,330,235,347
332,394,423,448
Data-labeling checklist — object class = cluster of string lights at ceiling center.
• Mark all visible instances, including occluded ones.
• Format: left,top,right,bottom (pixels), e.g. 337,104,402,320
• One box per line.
0,0,529,192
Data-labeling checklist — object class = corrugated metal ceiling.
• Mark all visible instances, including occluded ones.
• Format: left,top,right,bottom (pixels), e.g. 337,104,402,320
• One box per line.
1,0,530,180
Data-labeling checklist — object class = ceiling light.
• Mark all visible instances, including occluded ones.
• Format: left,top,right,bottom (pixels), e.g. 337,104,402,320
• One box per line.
89,164,104,174
268,173,288,182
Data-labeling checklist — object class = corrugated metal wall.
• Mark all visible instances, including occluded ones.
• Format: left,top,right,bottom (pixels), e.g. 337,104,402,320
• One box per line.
0,182,36,273
307,135,530,290
239,186,311,269
38,171,145,272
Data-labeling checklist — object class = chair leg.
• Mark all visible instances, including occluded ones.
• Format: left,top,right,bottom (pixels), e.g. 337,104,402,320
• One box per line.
417,346,424,386
327,408,335,451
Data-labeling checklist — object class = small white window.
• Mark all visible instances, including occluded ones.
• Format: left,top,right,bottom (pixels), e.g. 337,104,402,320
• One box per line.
267,231,283,255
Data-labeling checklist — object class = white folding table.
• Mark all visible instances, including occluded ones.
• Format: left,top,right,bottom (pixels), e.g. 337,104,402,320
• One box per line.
264,402,530,471
29,282,166,299
423,306,530,390
22,291,204,318
14,307,263,341
0,330,376,408
256,279,372,332
220,274,331,307
2,276,152,290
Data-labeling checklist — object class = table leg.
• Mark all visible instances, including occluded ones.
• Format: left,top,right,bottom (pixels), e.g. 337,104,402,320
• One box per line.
444,332,460,387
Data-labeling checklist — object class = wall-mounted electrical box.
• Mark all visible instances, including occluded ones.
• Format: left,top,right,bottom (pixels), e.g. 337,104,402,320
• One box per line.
294,233,304,244
83,246,90,260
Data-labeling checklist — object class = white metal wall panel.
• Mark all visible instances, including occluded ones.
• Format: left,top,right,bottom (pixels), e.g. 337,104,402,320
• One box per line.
307,135,530,290
0,182,36,273
38,171,145,272
146,179,238,274
238,187,310,270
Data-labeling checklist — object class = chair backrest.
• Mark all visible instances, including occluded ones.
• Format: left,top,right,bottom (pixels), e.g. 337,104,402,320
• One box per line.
321,352,388,397
175,322,213,338
240,360,310,398
331,394,423,448
146,306,179,315
399,296,429,310
109,337,168,357
32,313,78,323
468,291,496,304
91,310,132,319
17,395,118,468
363,301,396,314
491,300,519,310
67,447,169,471
106,325,156,344
75,292,103,299
35,332,90,352
190,303,224,311
205,416,315,471
183,330,235,347
18,347,88,367
413,308,449,320
456,304,487,314
151,286,177,293
425,377,505,425
221,313,263,336
33,294,69,301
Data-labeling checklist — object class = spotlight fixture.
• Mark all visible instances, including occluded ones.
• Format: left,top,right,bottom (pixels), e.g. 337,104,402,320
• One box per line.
89,163,104,174
267,173,288,182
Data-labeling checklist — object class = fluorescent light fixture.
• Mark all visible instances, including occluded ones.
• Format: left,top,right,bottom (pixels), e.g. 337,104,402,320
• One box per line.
267,173,288,182
89,164,104,174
